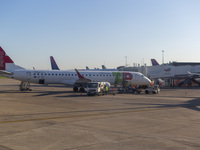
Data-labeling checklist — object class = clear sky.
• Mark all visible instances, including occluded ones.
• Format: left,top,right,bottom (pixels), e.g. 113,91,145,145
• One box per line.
1,0,200,70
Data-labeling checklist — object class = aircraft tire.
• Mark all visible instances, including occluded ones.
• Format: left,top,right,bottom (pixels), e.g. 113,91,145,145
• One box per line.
145,90,149,94
79,87,85,93
73,86,78,92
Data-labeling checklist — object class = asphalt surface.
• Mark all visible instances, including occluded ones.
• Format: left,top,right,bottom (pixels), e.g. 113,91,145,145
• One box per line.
0,78,200,150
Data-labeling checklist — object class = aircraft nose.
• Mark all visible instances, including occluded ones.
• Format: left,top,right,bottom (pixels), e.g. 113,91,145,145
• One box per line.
144,77,152,85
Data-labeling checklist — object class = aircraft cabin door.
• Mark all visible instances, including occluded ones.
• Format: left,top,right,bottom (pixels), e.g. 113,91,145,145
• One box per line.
135,74,139,81
26,72,31,80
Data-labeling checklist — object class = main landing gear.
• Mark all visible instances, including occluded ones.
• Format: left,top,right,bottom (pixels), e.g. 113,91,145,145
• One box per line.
73,86,85,93
19,81,32,91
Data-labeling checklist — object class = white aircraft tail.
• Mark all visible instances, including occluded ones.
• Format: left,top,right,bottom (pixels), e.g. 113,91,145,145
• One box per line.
0,46,24,71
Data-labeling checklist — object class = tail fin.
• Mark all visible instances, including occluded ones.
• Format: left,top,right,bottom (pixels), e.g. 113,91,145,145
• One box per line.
0,46,23,71
0,46,14,70
151,59,159,66
102,65,106,69
50,56,60,70
86,66,89,70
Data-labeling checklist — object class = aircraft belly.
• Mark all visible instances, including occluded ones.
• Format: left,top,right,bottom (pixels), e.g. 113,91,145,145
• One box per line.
61,79,76,85
92,77,114,84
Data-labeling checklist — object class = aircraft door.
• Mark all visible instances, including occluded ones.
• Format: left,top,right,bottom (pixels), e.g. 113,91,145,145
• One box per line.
39,79,45,84
26,72,31,80
135,74,139,81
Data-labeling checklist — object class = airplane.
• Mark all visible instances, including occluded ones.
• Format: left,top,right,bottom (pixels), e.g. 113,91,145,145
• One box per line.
0,46,152,92
178,71,200,86
187,71,200,78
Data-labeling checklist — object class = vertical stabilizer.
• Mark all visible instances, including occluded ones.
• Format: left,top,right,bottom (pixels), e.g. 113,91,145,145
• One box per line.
102,65,106,69
50,56,60,70
0,47,14,70
0,46,24,71
151,59,159,66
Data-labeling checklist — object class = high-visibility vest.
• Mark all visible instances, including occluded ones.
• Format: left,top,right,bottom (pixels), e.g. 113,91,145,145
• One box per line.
106,86,108,91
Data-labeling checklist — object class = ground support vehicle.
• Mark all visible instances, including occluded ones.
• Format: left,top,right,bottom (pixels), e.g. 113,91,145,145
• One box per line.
87,82,110,96
145,85,160,94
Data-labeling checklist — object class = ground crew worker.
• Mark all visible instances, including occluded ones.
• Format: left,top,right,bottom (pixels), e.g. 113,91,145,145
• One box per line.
105,86,108,94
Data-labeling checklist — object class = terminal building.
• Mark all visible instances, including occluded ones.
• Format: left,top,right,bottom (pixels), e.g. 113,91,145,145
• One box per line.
117,61,200,87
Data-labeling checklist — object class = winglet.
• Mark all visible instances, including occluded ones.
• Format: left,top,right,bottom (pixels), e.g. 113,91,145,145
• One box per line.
75,69,84,79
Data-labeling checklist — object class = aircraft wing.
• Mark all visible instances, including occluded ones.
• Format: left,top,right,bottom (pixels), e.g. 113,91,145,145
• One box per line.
75,69,93,84
0,70,12,75
187,71,200,78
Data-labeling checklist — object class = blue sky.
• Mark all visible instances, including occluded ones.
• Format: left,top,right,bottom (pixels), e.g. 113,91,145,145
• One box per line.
1,0,200,70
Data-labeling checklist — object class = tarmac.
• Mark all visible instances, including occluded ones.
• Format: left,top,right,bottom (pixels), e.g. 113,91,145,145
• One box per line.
0,78,200,150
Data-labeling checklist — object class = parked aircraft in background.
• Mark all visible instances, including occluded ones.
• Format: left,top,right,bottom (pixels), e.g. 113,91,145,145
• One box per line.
0,46,152,91
50,56,118,71
187,71,200,78
178,71,200,86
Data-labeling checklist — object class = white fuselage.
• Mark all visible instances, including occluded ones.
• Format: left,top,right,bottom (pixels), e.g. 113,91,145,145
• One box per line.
5,69,151,86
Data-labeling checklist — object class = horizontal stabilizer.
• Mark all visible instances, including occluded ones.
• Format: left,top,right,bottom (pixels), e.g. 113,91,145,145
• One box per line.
0,70,12,75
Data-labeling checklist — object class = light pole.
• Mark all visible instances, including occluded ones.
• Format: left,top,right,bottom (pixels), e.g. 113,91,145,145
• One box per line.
125,56,127,67
162,50,164,64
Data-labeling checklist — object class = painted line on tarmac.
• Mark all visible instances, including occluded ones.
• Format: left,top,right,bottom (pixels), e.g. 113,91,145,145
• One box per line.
0,107,179,124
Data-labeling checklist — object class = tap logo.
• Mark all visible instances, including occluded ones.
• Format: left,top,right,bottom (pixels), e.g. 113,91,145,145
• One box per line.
123,72,133,80
164,68,171,72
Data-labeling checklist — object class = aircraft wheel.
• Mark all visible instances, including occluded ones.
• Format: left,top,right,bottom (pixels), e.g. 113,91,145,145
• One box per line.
79,87,85,93
73,86,78,92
